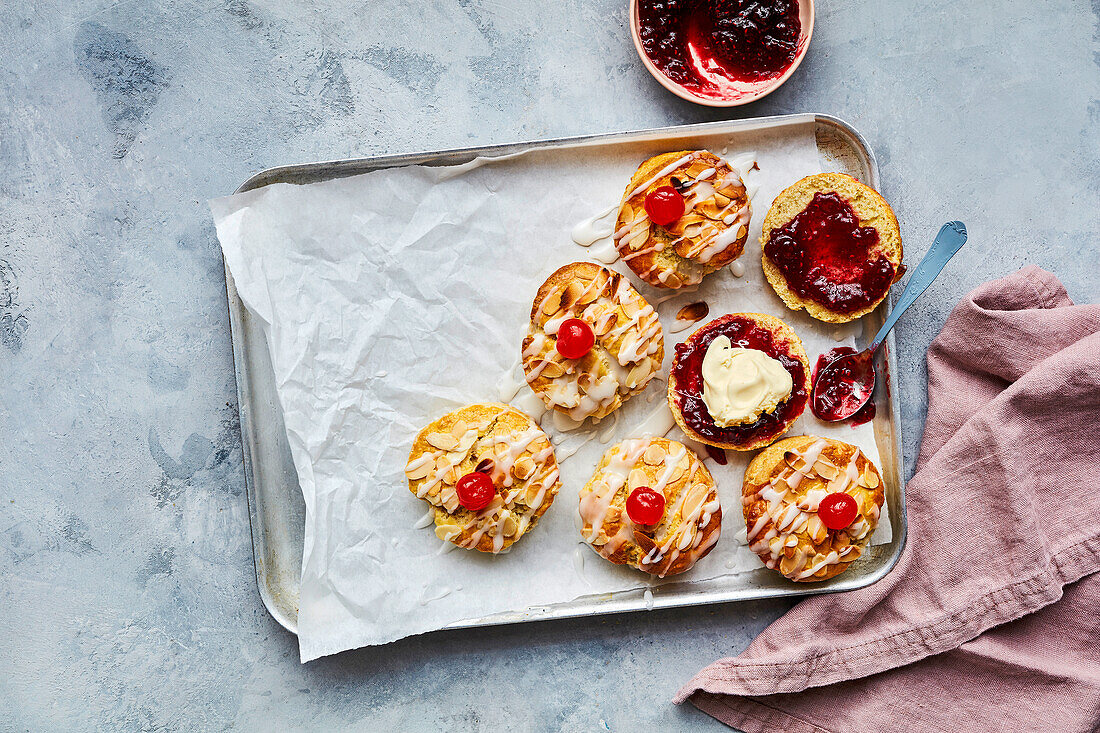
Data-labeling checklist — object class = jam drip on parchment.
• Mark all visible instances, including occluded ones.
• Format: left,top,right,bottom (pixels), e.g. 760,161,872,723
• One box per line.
764,192,895,314
638,0,801,98
811,347,877,426
671,315,808,445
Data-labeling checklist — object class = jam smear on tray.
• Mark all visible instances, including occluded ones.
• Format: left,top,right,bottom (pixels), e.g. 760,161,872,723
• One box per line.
671,315,807,445
764,192,895,314
637,0,802,99
811,347,876,426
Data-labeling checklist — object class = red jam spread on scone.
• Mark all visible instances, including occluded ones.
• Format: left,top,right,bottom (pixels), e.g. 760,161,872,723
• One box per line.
671,315,808,445
637,0,801,99
764,192,896,314
811,346,877,425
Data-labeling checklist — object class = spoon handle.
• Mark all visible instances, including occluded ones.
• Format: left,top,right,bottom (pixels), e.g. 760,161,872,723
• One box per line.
869,221,968,352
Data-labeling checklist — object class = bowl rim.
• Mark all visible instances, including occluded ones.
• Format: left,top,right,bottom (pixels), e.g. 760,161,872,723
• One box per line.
628,0,816,108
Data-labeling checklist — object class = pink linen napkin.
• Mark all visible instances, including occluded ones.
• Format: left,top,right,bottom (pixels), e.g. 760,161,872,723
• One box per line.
675,266,1100,732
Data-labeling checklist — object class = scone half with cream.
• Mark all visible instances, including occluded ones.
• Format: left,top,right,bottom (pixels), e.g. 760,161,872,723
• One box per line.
668,312,809,451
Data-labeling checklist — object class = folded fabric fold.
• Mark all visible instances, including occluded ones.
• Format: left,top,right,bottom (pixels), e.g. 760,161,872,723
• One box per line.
675,266,1100,733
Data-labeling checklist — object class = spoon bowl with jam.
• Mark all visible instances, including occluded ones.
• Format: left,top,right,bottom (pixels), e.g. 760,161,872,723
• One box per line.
812,222,969,422
630,0,815,106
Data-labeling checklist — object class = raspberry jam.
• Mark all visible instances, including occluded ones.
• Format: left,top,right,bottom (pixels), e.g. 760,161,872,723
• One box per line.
671,314,807,445
637,0,802,101
764,192,895,314
812,347,876,426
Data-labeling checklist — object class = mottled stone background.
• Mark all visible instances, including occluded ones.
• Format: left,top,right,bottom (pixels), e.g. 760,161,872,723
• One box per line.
1,0,1097,730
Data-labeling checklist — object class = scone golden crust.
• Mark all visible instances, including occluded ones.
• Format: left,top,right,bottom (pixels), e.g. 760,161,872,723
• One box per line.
579,438,721,577
405,403,561,554
614,150,751,289
743,435,884,582
668,312,810,451
760,172,903,323
522,263,663,422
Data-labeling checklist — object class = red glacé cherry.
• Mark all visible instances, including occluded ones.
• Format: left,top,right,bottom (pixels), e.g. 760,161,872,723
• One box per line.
556,318,595,359
455,472,495,512
626,486,666,526
818,492,858,530
644,185,685,226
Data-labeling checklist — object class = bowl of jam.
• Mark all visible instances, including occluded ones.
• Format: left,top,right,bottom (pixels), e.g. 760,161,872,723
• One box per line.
631,0,814,106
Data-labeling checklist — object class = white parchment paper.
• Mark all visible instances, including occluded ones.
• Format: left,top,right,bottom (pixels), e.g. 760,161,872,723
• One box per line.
212,117,890,661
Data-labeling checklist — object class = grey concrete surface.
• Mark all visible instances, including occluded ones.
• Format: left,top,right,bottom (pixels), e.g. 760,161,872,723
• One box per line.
1,0,1097,730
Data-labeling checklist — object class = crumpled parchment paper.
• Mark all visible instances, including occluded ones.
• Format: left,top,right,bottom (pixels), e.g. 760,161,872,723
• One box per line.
212,116,890,661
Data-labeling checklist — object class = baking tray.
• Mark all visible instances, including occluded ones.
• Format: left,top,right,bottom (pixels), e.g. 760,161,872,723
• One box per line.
224,113,907,635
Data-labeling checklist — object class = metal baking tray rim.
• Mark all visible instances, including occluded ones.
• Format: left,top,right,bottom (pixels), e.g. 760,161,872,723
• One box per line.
224,112,907,637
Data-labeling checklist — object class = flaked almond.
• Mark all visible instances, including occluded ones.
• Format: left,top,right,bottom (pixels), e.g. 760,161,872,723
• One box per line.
512,456,536,480
663,272,683,288
404,458,433,480
679,483,708,520
524,482,545,506
425,432,458,451
713,193,731,207
475,457,495,474
577,279,601,305
540,361,565,379
813,459,839,480
628,468,649,490
560,280,584,309
697,199,725,220
434,524,458,541
627,361,653,390
784,451,810,473
449,420,468,438
442,466,459,486
814,565,830,578
676,301,709,324
806,514,827,544
835,533,850,548
779,553,800,576
859,467,880,489
642,443,666,466
540,287,564,316
501,513,519,537
455,431,477,453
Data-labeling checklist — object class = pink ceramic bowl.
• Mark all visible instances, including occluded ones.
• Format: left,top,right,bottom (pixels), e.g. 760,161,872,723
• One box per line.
629,0,815,107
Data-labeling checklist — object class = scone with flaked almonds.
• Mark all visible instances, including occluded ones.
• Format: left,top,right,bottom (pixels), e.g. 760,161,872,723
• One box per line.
743,435,884,582
405,403,561,554
579,437,721,577
522,262,663,422
761,172,903,323
614,150,751,288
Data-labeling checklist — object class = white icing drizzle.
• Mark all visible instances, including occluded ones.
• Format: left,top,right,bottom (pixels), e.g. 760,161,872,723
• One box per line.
571,205,618,246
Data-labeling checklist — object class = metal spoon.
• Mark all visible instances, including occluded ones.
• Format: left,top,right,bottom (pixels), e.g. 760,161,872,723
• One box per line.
812,221,968,421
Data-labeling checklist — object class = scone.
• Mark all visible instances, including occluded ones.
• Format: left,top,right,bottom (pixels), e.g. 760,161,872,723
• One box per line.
578,438,721,577
743,435,884,582
761,172,903,323
405,403,561,553
614,150,751,289
522,262,663,422
668,312,809,451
